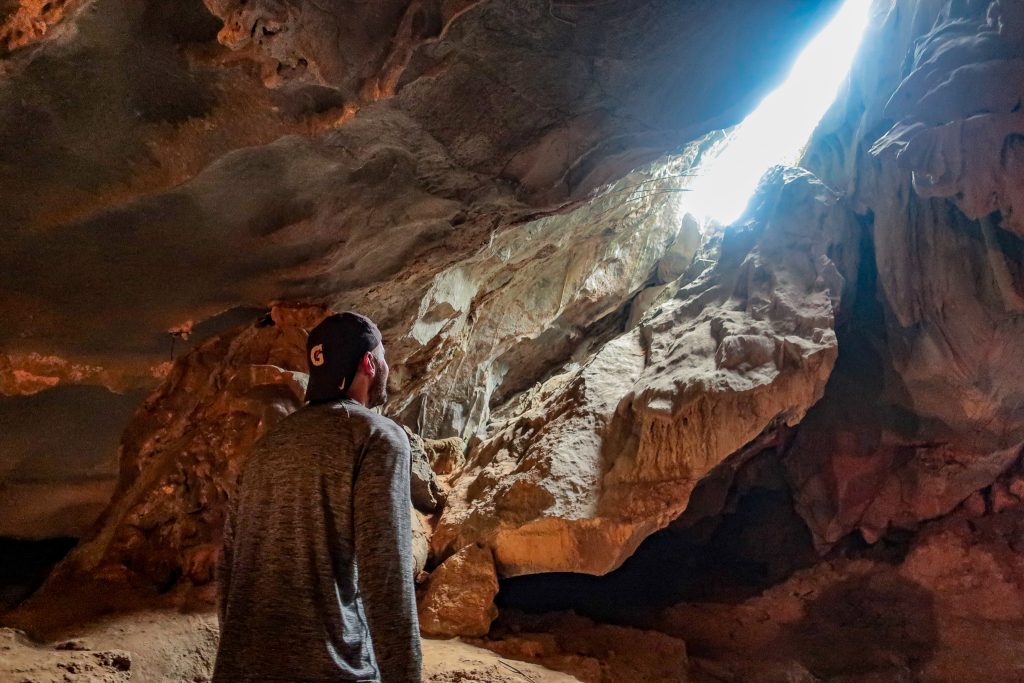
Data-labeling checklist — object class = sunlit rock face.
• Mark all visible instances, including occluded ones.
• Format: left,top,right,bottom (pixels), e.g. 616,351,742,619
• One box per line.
790,0,1024,548
391,151,708,440
432,167,859,580
0,0,837,368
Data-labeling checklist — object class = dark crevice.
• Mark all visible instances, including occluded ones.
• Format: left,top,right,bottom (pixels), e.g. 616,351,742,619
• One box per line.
0,537,77,611
496,443,817,622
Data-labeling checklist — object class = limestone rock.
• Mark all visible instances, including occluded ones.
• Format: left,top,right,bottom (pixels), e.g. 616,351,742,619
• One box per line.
0,628,134,681
656,213,703,284
657,500,1024,682
25,303,453,596
963,490,988,518
871,1,1024,236
0,385,149,539
410,508,429,576
0,0,838,372
433,167,857,577
792,0,1024,546
900,510,1024,622
23,145,730,597
391,150,712,441
405,426,445,514
33,304,321,593
422,436,465,476
0,0,841,545
417,543,498,638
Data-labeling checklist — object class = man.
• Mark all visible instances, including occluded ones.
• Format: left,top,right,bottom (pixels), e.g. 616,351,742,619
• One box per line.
213,312,422,683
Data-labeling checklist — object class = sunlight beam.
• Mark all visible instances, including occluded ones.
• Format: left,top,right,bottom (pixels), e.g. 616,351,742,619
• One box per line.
684,0,872,225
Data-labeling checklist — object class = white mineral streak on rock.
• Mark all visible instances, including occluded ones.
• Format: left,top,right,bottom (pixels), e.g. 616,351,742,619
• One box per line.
433,167,855,579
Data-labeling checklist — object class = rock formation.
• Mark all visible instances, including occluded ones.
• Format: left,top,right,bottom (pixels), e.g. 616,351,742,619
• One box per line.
432,167,858,584
0,0,841,541
418,543,499,638
790,0,1024,548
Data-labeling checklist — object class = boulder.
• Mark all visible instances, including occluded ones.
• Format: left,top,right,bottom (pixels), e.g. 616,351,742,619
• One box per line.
417,543,499,638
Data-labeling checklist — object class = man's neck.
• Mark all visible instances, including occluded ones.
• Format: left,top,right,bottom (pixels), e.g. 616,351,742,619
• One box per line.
345,388,369,406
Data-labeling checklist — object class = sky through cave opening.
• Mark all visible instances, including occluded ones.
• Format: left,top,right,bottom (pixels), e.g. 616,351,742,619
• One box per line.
682,0,871,226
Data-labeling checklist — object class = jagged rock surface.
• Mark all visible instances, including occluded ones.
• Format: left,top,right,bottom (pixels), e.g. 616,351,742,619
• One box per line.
789,0,1024,547
32,305,318,596
417,543,499,638
657,492,1024,681
432,167,859,578
5,4,1024,680
0,0,837,379
872,0,1024,235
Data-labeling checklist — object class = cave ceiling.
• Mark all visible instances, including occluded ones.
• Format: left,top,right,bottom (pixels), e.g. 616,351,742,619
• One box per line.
0,0,841,377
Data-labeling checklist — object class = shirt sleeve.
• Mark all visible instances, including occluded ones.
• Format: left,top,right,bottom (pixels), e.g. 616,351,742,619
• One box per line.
353,420,422,683
216,493,237,630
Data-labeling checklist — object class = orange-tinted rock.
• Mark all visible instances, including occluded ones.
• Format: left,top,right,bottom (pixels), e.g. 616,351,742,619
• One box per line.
422,436,465,476
417,543,498,638
35,304,322,592
0,0,77,55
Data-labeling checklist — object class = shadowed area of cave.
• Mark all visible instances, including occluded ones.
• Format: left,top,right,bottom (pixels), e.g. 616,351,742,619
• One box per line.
0,538,77,611
496,452,821,619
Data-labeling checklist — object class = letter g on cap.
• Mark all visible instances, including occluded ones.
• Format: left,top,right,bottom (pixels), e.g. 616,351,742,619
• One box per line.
310,343,325,366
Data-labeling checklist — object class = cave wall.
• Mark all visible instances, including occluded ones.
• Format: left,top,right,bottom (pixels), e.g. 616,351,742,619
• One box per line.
788,0,1024,547
0,0,842,540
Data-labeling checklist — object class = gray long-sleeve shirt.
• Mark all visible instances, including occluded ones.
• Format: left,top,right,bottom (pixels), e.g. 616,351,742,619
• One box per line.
213,398,422,683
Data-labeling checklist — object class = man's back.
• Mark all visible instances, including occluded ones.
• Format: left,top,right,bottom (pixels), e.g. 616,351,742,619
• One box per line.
213,398,421,683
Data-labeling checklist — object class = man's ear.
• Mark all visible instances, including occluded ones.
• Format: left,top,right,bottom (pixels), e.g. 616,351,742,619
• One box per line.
360,351,377,378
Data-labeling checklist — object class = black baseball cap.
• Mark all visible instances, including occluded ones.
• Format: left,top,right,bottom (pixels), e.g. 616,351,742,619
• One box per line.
305,312,383,403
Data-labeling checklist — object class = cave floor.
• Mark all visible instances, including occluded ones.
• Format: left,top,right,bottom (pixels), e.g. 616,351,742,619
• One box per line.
5,510,1024,683
4,594,1024,683
0,609,581,683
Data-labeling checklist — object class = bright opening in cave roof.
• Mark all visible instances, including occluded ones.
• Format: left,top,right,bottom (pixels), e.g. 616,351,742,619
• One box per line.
684,0,872,225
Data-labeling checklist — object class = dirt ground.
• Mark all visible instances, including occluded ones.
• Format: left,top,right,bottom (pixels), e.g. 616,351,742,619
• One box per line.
0,609,583,683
